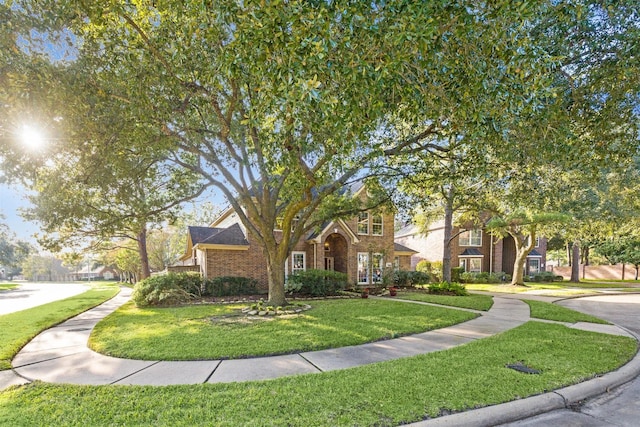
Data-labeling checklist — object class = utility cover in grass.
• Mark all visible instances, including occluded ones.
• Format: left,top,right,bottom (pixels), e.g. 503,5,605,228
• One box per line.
506,362,542,374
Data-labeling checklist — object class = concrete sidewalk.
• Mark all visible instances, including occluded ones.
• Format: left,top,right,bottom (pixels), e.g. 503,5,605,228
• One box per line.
2,287,638,426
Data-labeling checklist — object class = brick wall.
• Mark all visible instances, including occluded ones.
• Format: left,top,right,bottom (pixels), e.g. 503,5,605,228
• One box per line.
552,264,638,280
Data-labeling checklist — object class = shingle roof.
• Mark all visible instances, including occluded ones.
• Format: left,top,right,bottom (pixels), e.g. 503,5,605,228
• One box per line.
394,242,417,253
528,249,542,257
460,248,483,256
189,223,248,247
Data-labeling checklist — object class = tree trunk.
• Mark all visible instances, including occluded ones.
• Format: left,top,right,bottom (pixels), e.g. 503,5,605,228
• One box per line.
509,231,537,286
266,255,287,306
441,189,454,283
567,242,571,267
570,242,580,283
511,248,529,285
583,246,590,266
137,227,151,280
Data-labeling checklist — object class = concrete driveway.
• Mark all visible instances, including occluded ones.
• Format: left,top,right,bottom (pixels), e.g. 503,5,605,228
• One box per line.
0,282,89,315
501,294,640,426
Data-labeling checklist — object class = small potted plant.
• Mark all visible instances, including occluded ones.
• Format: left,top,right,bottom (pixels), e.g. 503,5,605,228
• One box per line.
389,286,398,297
361,288,369,298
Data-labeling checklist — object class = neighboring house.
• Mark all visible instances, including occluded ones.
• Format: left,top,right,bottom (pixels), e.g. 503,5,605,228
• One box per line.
174,184,416,288
71,266,120,281
395,220,547,277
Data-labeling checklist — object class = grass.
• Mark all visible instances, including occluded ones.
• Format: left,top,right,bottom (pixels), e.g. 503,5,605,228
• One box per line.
525,300,610,324
0,283,120,370
0,283,18,291
582,278,640,284
392,291,494,311
466,282,617,297
1,322,635,426
89,299,477,360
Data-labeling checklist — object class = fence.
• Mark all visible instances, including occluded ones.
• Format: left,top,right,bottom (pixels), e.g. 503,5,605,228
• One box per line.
166,265,201,274
551,264,638,281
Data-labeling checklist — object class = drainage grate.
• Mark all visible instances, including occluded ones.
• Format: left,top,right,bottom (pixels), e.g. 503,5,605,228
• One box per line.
506,362,541,374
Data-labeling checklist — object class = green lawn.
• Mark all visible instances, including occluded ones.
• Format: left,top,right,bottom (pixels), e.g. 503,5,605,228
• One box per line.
90,299,478,360
1,322,635,426
525,300,610,324
0,283,120,370
467,282,640,294
0,283,18,291
392,291,494,311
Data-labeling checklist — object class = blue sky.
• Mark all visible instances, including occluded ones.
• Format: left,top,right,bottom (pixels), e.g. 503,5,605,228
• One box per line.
0,182,38,242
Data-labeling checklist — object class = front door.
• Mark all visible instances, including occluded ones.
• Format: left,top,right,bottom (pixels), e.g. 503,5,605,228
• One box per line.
324,257,334,271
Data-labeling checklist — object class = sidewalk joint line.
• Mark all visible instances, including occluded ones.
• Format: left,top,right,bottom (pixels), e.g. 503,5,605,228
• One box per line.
203,360,221,383
109,361,161,385
297,353,324,373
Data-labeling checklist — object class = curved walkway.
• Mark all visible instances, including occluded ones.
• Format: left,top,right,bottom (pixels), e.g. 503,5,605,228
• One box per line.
2,287,639,426
0,282,89,315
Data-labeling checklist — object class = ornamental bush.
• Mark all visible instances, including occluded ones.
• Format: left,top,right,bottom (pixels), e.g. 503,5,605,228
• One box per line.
526,271,563,282
202,276,259,297
428,281,469,296
132,272,202,307
285,269,348,296
460,271,510,284
392,270,431,287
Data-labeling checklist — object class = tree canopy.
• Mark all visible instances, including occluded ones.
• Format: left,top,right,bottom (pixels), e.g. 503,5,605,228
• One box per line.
2,1,639,303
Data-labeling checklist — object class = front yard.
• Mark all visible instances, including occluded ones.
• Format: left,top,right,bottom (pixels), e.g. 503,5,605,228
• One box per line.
1,321,635,426
89,298,477,360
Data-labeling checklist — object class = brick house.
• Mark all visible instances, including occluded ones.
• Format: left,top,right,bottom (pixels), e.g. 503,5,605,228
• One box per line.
176,184,416,288
394,220,547,277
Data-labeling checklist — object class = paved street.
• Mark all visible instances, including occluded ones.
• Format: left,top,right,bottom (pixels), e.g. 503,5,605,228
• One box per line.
0,282,88,315
501,294,640,427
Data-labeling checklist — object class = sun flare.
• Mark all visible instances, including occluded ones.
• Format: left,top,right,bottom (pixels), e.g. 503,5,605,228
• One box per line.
19,125,45,150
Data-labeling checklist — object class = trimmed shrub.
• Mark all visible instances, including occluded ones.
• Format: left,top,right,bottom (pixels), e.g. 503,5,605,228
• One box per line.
393,270,431,287
527,271,564,282
416,260,443,282
460,271,511,284
428,281,469,296
415,260,432,273
132,272,202,307
451,267,465,282
285,269,348,296
202,276,260,297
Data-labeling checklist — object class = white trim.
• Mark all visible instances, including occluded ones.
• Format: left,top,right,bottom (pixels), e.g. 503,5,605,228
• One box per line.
357,252,369,284
459,229,482,247
292,251,306,274
357,212,369,235
371,213,383,236
308,219,359,244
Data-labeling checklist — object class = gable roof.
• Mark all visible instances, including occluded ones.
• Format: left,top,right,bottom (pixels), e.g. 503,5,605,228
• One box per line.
460,248,483,256
528,249,542,257
394,242,418,255
191,223,249,247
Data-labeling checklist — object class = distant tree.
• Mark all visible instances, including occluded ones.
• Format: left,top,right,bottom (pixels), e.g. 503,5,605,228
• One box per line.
596,238,640,280
0,219,33,279
21,254,68,281
487,212,569,286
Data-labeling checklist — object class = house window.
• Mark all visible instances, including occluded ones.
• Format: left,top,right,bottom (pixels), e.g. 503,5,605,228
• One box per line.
535,237,540,248
528,258,540,274
371,214,383,236
357,252,369,283
459,230,482,246
358,252,384,284
372,253,384,283
460,257,482,272
292,252,306,274
357,212,369,234
394,256,400,271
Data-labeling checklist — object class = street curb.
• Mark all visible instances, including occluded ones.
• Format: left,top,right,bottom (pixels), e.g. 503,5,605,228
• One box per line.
409,327,640,426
